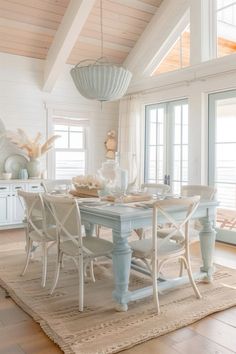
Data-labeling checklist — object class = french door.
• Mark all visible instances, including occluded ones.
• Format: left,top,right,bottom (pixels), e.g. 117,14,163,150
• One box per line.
144,99,188,194
209,89,236,244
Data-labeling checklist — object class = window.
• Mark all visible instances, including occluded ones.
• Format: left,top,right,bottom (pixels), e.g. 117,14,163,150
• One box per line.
152,25,190,76
209,90,236,243
53,118,88,179
216,0,236,57
145,99,188,194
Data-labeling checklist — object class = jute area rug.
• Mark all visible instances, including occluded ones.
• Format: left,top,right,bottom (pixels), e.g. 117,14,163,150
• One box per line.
0,240,236,354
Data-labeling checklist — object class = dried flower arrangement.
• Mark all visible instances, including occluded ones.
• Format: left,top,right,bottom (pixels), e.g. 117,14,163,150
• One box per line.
7,129,60,158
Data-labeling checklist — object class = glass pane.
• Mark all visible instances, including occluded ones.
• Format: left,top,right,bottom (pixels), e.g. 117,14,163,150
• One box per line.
216,99,236,142
150,109,157,123
149,122,157,145
70,132,84,149
70,125,84,132
152,25,190,75
54,124,68,131
217,2,236,57
173,145,181,180
182,145,188,181
55,151,85,179
215,143,236,183
181,25,190,68
172,182,181,195
182,104,188,144
157,146,164,180
54,132,68,148
147,146,157,180
215,182,236,209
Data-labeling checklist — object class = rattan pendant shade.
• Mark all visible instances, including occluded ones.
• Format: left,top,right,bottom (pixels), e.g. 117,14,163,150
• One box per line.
70,0,132,102
70,60,132,101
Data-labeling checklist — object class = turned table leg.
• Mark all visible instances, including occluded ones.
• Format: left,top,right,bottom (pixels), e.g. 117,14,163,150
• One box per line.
112,230,132,311
199,216,216,282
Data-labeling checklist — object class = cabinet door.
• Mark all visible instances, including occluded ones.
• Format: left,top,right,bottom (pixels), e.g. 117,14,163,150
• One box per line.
0,194,11,224
12,184,26,224
12,194,25,223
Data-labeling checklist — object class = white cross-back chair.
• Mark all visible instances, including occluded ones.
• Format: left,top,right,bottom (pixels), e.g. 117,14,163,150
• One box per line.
134,183,171,239
41,179,72,193
157,185,217,244
18,190,57,287
43,194,113,312
129,196,202,313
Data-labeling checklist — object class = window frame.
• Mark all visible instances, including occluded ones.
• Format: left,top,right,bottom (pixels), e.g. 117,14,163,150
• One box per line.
46,108,90,179
144,99,188,193
53,118,89,180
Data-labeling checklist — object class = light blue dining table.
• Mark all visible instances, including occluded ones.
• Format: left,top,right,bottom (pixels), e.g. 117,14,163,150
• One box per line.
79,200,218,311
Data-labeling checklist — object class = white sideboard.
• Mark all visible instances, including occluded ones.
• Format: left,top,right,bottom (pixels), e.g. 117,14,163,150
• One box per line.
0,180,43,229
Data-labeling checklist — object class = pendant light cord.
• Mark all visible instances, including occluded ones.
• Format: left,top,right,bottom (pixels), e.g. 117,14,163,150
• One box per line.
100,0,104,58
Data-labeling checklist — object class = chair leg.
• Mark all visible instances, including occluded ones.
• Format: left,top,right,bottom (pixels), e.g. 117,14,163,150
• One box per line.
50,251,63,295
21,238,33,276
90,260,95,283
182,257,202,299
41,243,48,288
179,258,186,277
96,225,101,238
78,257,84,312
152,259,160,314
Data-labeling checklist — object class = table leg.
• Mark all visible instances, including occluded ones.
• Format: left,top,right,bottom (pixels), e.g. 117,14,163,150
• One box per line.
199,216,216,282
84,222,95,236
112,230,132,312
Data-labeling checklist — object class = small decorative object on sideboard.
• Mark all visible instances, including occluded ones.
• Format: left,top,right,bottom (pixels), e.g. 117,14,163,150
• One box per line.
1,172,12,180
18,168,28,180
7,129,60,178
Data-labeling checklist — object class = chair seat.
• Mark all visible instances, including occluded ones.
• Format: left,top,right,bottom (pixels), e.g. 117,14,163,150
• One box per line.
157,227,199,243
130,238,184,259
29,226,57,242
61,237,113,257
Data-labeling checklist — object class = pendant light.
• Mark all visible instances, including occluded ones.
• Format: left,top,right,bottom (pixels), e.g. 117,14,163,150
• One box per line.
70,0,132,102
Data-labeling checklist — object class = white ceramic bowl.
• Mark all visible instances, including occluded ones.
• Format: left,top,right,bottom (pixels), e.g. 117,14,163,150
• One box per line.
2,172,12,180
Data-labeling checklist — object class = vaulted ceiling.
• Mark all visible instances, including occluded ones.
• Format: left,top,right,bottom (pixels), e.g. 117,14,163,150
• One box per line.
0,0,163,63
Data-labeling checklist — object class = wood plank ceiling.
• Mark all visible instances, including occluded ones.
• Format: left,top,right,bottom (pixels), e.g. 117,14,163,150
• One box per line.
0,0,163,64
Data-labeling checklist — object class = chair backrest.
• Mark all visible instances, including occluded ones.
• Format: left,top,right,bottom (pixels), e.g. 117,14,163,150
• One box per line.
43,194,82,248
141,183,171,195
181,185,216,201
18,190,48,236
41,179,72,193
153,196,200,247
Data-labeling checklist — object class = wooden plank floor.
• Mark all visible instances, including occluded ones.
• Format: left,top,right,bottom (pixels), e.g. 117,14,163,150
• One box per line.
0,229,236,354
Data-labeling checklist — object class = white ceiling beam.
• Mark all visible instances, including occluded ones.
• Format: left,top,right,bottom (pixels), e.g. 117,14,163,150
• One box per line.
124,0,190,78
43,0,96,92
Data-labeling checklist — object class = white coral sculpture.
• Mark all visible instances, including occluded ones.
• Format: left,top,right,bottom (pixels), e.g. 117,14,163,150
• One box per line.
7,129,60,158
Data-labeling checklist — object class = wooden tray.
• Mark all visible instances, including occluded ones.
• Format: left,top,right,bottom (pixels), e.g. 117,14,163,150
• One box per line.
102,194,152,203
70,188,99,198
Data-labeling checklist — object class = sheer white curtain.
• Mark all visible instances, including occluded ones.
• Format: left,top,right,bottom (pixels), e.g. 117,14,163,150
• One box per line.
118,95,142,186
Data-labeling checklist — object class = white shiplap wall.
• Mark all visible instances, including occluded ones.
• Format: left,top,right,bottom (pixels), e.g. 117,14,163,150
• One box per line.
0,53,119,176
